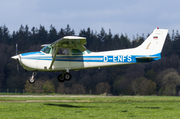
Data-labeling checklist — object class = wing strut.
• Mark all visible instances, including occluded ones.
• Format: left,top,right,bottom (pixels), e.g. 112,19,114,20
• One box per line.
49,47,59,69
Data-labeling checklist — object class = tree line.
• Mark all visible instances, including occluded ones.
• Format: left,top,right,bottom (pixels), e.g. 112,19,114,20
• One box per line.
0,24,180,95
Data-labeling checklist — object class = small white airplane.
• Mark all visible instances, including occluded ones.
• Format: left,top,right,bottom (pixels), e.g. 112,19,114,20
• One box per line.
11,28,168,84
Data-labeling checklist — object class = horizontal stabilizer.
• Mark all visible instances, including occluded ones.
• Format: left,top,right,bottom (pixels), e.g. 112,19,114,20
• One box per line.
136,56,159,59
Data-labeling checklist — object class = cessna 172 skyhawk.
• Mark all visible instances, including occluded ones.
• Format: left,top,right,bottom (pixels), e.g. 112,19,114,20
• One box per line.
11,28,168,84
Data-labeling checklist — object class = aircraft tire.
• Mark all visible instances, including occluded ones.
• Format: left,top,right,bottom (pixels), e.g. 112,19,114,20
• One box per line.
64,73,71,81
29,77,35,84
57,74,65,82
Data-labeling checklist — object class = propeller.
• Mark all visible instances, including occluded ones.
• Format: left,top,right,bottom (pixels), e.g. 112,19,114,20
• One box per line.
16,44,19,71
16,44,18,55
11,43,20,71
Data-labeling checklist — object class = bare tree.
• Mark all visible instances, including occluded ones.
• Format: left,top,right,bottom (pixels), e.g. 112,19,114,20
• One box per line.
156,68,176,87
43,80,55,94
131,80,139,95
147,80,156,95
57,83,66,94
139,79,148,95
25,80,34,93
162,71,180,96
71,84,85,94
131,77,156,95
34,80,44,93
95,82,111,95
131,77,144,95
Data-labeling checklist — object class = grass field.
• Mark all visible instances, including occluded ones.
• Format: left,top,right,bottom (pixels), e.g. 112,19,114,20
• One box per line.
0,95,180,119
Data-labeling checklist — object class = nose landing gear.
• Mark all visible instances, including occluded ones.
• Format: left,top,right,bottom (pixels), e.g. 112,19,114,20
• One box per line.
29,72,36,84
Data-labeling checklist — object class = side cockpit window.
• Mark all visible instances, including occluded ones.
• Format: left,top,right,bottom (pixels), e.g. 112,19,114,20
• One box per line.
57,49,69,55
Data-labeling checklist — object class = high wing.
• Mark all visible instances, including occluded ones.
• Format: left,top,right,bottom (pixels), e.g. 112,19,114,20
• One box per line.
49,36,87,69
51,36,87,51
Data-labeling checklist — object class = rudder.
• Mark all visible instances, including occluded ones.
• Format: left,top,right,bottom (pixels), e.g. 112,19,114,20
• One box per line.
136,28,168,56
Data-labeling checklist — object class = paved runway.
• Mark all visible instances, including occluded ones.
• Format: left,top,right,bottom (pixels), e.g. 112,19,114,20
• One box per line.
0,95,116,102
0,95,115,97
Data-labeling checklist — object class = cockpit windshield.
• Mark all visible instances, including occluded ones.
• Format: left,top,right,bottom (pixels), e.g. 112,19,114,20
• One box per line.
41,45,52,54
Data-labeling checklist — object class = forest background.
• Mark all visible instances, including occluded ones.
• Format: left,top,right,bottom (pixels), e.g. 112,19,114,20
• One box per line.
0,24,180,96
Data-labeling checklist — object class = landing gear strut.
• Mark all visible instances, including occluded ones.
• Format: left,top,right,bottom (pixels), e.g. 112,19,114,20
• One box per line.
29,72,36,84
57,71,71,82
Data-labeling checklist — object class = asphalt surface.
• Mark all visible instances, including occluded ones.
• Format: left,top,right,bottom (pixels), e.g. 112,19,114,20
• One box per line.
0,95,116,102
0,95,114,97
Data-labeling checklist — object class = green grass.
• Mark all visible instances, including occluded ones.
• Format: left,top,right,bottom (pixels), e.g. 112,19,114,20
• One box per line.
0,96,180,119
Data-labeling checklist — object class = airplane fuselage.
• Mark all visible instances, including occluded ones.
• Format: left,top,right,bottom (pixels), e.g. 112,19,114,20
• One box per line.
19,48,160,72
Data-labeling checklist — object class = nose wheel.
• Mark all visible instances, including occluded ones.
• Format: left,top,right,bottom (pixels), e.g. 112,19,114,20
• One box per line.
29,72,36,84
57,71,71,82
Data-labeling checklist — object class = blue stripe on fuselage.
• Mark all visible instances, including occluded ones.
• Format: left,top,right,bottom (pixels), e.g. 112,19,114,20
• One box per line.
21,52,45,56
20,52,161,63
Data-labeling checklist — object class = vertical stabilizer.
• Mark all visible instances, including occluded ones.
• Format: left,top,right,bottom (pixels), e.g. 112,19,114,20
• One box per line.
136,28,168,56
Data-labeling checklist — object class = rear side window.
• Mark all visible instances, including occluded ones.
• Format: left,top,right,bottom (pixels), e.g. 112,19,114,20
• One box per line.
72,49,83,55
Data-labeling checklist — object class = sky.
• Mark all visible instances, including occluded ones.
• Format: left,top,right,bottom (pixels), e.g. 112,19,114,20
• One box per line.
1,0,180,39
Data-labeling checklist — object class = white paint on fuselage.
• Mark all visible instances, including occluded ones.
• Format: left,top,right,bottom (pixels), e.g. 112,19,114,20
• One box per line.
18,48,141,72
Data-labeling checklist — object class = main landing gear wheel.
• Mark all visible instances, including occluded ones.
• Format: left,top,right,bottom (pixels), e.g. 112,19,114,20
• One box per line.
57,74,65,82
64,73,71,81
57,72,71,82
